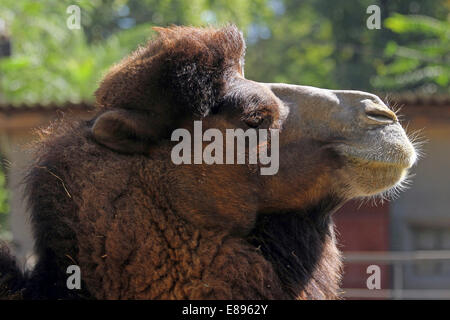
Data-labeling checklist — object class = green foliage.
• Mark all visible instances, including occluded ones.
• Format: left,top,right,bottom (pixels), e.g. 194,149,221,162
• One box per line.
0,0,273,104
245,0,448,92
245,1,336,88
372,14,450,93
0,165,10,239
0,0,448,102
0,1,157,104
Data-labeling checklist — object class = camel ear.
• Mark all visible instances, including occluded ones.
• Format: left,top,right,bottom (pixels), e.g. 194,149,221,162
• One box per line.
91,109,156,154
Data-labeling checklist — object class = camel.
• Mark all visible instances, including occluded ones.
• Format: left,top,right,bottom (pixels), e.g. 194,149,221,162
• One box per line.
0,25,417,299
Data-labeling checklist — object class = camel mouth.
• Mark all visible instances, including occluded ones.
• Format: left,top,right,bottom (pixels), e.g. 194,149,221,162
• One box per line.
333,123,418,197
336,122,417,169
337,143,417,169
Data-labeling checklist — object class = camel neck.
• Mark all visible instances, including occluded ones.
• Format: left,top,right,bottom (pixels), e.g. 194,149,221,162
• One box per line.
246,195,344,299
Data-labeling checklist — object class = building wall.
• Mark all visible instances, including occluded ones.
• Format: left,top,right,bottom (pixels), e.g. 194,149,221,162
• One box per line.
0,132,35,269
390,122,450,289
336,101,450,297
334,201,390,292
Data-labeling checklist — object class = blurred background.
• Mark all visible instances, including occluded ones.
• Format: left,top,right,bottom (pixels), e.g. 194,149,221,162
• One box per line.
0,0,449,299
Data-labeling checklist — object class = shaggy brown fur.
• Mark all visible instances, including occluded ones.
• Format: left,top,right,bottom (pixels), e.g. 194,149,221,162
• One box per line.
0,25,345,299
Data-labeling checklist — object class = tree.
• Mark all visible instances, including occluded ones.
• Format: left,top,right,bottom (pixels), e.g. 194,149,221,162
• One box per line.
0,0,273,104
245,0,448,91
372,14,449,93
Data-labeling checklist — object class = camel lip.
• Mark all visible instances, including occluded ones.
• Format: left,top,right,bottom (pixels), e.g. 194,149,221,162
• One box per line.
328,120,418,170
333,142,417,170
360,157,415,169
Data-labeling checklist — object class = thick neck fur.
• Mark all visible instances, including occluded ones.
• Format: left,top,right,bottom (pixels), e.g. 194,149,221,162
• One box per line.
247,198,344,299
19,122,344,300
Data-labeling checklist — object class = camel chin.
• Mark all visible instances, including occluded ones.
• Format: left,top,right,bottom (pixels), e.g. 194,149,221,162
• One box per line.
336,122,417,197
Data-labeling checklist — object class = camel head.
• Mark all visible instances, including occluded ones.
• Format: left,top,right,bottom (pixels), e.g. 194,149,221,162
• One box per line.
90,25,417,233
265,83,417,202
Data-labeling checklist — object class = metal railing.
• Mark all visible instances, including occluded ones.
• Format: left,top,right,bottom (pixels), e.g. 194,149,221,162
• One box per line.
342,250,450,299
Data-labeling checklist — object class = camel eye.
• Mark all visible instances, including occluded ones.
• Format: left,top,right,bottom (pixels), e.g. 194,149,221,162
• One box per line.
244,114,264,128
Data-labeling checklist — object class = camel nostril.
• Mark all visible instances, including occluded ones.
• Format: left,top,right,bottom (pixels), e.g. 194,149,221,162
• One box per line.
365,105,397,125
